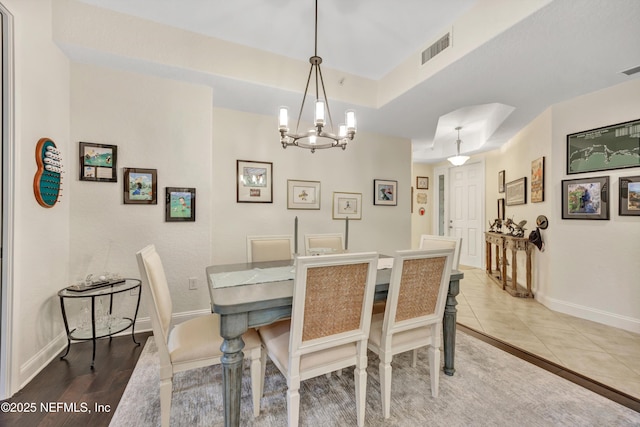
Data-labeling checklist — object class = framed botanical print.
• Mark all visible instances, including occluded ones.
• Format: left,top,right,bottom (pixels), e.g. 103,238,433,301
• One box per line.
165,187,196,222
123,167,157,204
237,160,273,203
79,142,117,182
498,170,505,193
287,179,320,209
373,179,397,206
332,192,362,220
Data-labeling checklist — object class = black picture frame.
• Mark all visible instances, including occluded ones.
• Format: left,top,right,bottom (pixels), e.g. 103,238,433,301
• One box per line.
497,198,505,220
619,175,640,216
165,187,196,222
123,167,157,204
567,118,640,175
498,170,505,193
373,179,397,206
416,176,429,190
237,160,273,203
79,142,117,182
505,177,527,206
561,176,609,220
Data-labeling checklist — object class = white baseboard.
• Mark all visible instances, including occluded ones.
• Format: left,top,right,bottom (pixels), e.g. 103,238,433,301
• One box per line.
17,308,210,395
537,293,640,334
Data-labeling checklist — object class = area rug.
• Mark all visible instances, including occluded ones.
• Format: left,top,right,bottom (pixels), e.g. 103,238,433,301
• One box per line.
110,331,640,426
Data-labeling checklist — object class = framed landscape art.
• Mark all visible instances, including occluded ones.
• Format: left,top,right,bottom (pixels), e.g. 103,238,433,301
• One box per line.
79,142,117,182
567,119,640,174
561,176,609,220
165,187,196,222
237,160,273,203
123,167,157,204
619,175,640,216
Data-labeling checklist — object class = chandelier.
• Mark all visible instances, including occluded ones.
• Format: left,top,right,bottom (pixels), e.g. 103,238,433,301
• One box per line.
278,0,356,153
447,126,470,166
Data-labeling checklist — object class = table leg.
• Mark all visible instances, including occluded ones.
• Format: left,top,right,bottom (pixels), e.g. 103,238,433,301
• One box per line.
90,296,96,369
443,277,460,376
511,249,518,291
58,297,71,359
218,313,249,427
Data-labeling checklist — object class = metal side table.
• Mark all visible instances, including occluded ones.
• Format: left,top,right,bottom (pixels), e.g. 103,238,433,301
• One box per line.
58,278,142,368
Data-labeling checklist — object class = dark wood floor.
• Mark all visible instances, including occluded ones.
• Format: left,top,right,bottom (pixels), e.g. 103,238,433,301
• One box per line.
0,332,151,427
1,326,637,427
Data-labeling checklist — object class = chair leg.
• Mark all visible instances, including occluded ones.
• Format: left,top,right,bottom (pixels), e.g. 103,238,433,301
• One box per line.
412,348,418,368
159,376,173,427
354,363,367,427
428,344,440,397
286,384,300,427
250,348,262,417
379,359,392,419
259,348,267,400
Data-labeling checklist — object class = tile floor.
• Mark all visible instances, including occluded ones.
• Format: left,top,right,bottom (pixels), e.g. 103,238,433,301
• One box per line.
456,266,640,399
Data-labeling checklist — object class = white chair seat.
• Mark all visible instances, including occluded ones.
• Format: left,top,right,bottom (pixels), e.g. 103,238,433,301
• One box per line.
369,313,433,351
168,313,261,364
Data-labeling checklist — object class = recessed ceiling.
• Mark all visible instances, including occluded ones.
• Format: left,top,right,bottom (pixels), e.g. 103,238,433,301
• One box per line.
73,0,640,163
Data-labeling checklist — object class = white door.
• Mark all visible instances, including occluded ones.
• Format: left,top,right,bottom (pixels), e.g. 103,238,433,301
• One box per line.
448,162,484,268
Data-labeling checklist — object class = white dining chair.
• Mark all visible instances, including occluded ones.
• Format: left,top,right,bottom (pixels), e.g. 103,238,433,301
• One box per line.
246,235,294,262
368,248,454,419
419,234,462,269
136,244,263,426
304,233,344,255
258,252,379,427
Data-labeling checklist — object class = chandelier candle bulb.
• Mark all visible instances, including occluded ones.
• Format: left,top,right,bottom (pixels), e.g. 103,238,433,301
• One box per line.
279,107,289,131
346,110,356,132
315,99,325,126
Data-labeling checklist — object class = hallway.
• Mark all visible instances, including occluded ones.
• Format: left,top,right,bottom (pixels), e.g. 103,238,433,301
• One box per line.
457,266,640,399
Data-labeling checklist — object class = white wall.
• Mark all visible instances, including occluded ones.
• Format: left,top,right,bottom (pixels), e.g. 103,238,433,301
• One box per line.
211,107,412,264
3,0,71,393
483,79,640,333
411,163,434,248
70,63,214,315
547,79,640,331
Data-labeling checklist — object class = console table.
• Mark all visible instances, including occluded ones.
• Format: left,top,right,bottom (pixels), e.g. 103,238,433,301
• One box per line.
58,278,142,368
485,232,533,298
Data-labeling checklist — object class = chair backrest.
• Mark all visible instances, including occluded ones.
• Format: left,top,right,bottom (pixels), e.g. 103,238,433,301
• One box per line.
304,233,344,255
419,234,462,269
136,244,173,366
289,252,379,357
246,235,294,262
380,248,454,347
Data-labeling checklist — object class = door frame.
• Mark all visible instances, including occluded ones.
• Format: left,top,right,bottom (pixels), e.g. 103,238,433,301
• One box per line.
0,2,15,400
432,160,486,268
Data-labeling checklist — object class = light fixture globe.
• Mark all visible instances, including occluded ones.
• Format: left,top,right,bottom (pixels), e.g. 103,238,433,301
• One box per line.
278,0,356,153
447,126,469,166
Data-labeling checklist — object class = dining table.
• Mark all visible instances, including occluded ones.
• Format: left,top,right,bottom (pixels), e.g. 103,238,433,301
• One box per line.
206,258,464,427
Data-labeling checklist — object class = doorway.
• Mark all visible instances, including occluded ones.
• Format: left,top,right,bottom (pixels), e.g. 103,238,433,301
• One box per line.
433,161,485,268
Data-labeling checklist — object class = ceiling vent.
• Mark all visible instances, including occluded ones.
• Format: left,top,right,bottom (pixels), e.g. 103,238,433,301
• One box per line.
621,65,640,76
421,31,451,65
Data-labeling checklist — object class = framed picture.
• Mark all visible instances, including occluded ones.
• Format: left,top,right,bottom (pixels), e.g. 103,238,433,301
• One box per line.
619,175,640,216
332,192,362,220
416,176,429,190
562,176,609,220
498,170,505,193
287,179,320,209
497,198,505,220
79,142,117,182
123,168,157,204
237,160,273,203
505,177,527,206
567,118,640,174
373,179,397,206
165,187,196,222
531,157,545,203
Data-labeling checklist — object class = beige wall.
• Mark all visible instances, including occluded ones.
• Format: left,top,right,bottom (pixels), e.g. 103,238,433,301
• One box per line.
411,163,434,248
